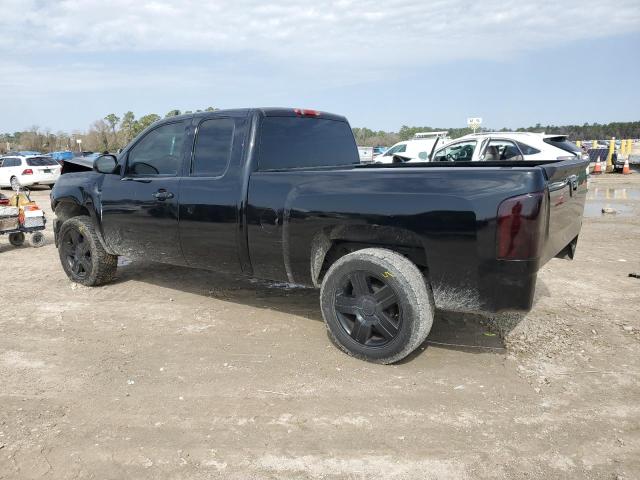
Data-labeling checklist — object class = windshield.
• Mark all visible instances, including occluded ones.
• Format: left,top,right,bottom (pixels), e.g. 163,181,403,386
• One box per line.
384,144,406,156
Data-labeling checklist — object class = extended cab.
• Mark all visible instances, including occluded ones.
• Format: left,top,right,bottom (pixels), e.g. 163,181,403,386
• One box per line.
51,108,588,363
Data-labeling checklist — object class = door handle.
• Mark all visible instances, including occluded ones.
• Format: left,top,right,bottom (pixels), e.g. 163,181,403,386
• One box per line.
152,190,174,201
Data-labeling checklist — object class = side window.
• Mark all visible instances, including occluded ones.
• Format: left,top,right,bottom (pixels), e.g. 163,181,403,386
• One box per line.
192,118,234,176
3,158,20,167
434,141,477,161
517,142,541,156
484,139,523,161
126,122,185,176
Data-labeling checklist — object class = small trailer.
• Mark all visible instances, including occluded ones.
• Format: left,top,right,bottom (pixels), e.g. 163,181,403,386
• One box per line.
0,188,46,248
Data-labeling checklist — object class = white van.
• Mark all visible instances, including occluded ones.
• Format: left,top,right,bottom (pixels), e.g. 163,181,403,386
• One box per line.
373,132,449,164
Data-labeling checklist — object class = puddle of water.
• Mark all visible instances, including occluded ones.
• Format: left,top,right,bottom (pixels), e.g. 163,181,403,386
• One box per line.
586,187,640,201
583,202,634,217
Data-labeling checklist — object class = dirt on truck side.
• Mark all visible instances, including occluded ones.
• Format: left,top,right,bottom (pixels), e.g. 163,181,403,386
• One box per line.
0,173,639,480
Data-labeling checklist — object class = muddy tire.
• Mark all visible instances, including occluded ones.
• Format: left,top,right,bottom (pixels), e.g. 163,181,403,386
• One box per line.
8,232,25,246
320,248,434,364
58,216,117,286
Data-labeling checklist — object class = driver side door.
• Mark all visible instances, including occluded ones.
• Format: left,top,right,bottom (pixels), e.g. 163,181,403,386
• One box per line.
100,120,189,265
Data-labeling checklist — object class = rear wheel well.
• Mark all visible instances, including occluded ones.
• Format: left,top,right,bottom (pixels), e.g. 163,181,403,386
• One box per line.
315,240,428,287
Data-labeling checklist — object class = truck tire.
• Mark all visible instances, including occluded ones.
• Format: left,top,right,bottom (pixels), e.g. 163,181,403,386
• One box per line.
58,216,117,286
320,248,434,364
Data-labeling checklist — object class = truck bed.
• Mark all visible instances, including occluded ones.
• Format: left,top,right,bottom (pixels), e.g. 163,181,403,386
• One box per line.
247,157,588,312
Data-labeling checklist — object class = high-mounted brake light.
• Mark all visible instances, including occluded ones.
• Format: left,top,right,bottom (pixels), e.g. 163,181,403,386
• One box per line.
497,191,546,260
22,169,34,175
294,108,321,117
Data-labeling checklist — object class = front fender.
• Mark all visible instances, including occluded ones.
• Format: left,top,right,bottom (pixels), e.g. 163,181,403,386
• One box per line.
51,173,113,254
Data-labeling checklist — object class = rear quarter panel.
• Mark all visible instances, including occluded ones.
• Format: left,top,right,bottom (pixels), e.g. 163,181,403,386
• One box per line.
247,166,547,312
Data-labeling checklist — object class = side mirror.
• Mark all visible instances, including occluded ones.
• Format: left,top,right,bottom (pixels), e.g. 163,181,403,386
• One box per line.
418,151,429,161
94,154,118,174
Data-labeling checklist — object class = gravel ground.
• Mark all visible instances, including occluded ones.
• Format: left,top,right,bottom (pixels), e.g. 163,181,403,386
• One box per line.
0,172,638,479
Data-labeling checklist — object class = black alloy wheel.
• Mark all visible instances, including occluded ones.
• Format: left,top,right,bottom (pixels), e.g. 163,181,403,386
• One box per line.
320,248,435,364
334,271,402,347
61,228,93,280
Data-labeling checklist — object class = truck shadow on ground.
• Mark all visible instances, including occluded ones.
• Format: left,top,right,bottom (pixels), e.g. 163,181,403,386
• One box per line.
115,261,539,359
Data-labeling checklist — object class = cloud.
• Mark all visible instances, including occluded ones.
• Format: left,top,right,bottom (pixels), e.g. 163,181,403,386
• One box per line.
0,1,638,131
1,0,639,66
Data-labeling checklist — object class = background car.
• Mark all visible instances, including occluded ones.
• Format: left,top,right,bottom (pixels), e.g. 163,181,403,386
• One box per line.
430,132,585,163
372,146,387,155
374,132,449,163
0,155,62,190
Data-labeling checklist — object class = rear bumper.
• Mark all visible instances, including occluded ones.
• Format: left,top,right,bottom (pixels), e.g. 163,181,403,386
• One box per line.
431,259,540,314
479,259,539,312
25,173,59,185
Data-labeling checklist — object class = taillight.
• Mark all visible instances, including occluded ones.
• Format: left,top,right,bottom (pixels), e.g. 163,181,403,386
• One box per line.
497,191,546,260
294,108,321,117
0,198,8,206
22,169,34,175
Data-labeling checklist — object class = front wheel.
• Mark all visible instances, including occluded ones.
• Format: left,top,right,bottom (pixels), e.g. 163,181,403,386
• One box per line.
320,248,434,364
58,216,117,286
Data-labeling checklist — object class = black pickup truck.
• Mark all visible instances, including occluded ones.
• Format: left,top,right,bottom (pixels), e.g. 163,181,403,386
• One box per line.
51,108,588,363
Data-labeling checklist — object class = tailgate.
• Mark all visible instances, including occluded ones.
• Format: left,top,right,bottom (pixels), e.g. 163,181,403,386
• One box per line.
540,158,589,263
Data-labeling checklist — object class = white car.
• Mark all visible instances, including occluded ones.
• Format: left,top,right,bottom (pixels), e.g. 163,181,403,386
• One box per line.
0,155,61,190
430,132,584,163
374,132,449,163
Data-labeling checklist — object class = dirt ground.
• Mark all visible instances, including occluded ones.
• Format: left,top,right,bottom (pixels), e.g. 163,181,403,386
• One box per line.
0,172,638,480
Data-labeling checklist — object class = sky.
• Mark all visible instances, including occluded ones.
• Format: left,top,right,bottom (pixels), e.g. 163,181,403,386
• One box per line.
0,0,639,133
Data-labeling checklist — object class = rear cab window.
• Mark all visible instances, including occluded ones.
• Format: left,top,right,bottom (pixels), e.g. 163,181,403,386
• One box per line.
258,117,359,170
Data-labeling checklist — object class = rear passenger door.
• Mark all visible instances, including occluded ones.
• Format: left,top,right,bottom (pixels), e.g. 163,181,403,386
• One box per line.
480,139,523,161
179,116,246,273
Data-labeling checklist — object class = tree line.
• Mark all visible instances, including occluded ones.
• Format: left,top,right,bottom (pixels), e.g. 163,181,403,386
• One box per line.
0,108,217,154
1,113,638,153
